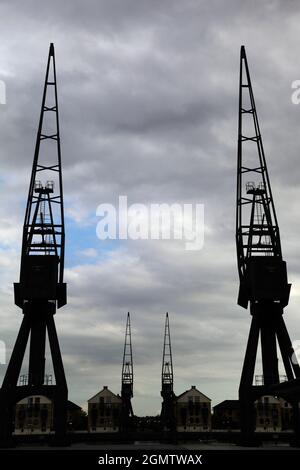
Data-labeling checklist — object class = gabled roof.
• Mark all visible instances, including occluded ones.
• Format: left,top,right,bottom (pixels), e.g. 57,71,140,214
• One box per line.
176,386,211,402
67,400,82,411
213,400,240,410
88,386,120,402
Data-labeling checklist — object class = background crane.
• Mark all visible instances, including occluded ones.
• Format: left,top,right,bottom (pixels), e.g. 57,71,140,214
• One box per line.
160,312,176,432
121,312,134,430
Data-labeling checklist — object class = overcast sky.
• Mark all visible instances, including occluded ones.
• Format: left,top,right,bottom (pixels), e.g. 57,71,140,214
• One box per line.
1,0,300,415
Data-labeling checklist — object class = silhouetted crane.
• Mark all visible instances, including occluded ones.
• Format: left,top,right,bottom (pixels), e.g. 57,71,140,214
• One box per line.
236,45,300,444
161,313,176,432
0,43,68,445
121,312,134,430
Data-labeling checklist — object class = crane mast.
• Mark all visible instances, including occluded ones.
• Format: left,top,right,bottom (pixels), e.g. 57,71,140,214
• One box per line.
161,313,176,432
121,313,134,430
236,45,300,443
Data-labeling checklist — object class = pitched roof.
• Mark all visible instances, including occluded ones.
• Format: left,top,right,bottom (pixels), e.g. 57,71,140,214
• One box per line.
67,400,82,411
176,386,211,401
213,400,240,410
88,386,120,402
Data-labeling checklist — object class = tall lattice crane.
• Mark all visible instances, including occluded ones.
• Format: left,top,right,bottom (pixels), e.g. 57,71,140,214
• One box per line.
161,313,176,431
236,45,300,442
0,43,68,444
121,313,134,429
